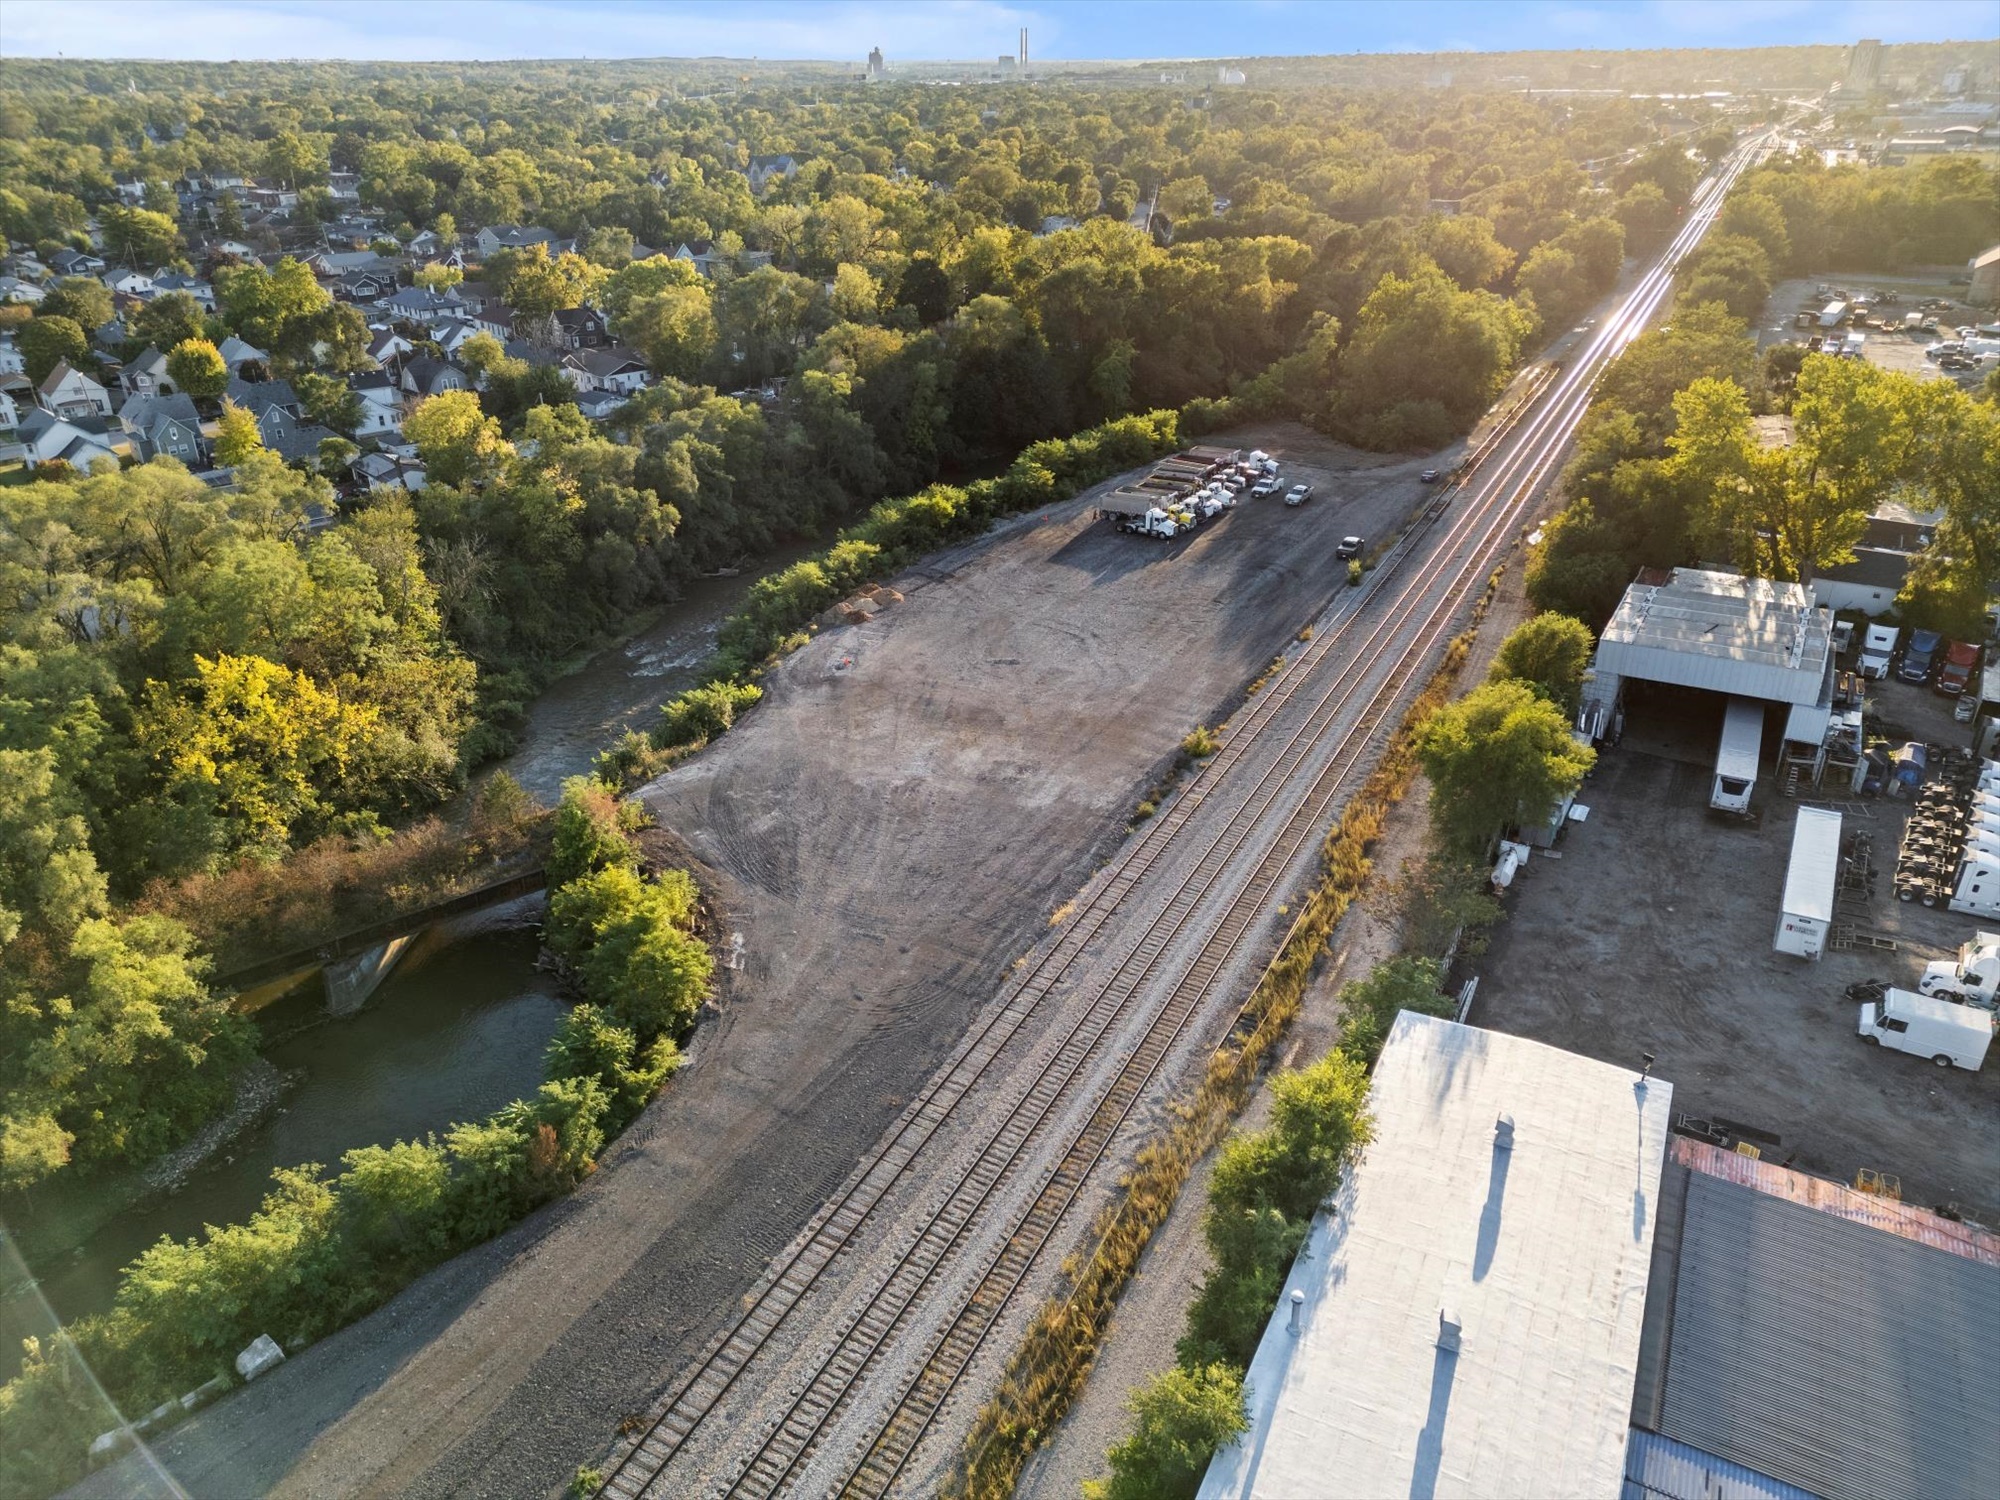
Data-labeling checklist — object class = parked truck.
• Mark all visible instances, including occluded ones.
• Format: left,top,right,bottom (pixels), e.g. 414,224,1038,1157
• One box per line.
1918,931,2000,1007
1937,639,1980,696
1859,623,1898,679
1857,988,1994,1070
1899,628,1941,684
1710,697,1764,814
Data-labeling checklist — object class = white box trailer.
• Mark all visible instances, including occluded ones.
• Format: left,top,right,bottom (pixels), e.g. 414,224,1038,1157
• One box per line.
1775,806,1841,960
1710,697,1764,813
1857,988,1994,1071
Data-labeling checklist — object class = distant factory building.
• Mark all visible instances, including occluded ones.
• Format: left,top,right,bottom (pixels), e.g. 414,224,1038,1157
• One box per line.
1845,37,1883,94
866,46,885,82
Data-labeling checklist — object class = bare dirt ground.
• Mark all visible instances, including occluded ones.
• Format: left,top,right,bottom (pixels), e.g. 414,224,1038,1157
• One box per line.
1473,728,2000,1224
72,424,1445,1500
1016,526,1540,1500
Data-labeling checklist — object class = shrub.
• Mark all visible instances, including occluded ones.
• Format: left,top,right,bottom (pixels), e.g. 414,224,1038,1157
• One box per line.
547,864,710,1040
546,775,635,887
1489,613,1595,715
1181,725,1221,759
656,679,763,749
1335,956,1454,1066
1084,1363,1248,1500
545,1004,682,1132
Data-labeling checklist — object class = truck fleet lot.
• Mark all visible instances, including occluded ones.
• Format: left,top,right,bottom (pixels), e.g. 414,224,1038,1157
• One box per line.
1473,679,2000,1224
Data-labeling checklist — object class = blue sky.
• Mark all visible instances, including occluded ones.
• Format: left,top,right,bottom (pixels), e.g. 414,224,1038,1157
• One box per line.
3,1,1993,63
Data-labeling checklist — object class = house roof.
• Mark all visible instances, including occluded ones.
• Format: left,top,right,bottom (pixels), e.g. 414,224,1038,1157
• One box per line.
215,335,267,367
1199,1014,1673,1500
568,347,648,377
224,376,299,411
480,224,558,248
262,422,338,462
1639,1141,2000,1500
121,392,201,431
127,345,169,376
1818,546,1912,591
553,306,603,330
402,357,462,393
38,360,103,396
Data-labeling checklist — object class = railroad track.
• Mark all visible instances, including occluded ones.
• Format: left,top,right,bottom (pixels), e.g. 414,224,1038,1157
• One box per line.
598,136,1767,1500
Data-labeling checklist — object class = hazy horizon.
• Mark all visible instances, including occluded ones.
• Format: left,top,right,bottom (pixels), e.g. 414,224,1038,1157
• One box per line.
3,0,1995,65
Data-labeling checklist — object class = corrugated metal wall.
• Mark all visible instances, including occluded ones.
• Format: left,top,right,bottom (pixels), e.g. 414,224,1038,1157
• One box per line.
1623,1428,1822,1500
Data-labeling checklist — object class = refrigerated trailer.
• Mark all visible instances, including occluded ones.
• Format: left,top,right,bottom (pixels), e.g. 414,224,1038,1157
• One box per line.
1710,698,1764,813
1775,806,1841,960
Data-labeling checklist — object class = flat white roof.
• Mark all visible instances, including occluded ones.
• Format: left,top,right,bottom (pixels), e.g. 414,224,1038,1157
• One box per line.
1200,1014,1673,1500
1782,808,1842,924
1595,568,1833,707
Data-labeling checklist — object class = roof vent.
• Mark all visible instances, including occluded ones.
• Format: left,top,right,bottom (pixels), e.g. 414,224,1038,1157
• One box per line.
1494,1114,1515,1151
1437,1307,1462,1354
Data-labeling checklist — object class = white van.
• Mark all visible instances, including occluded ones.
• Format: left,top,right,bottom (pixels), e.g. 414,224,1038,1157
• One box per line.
1857,988,1994,1071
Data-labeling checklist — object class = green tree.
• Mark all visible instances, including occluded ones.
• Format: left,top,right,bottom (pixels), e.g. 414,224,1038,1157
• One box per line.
1417,679,1594,857
213,398,265,465
619,284,719,381
100,205,180,266
294,370,364,436
1086,1364,1248,1500
404,390,513,488
166,338,228,401
546,775,635,886
1490,613,1595,714
131,290,210,353
38,276,113,330
413,263,463,293
20,315,88,384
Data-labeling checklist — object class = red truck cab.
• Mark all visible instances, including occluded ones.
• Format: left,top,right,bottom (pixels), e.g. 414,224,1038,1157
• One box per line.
1937,639,1980,696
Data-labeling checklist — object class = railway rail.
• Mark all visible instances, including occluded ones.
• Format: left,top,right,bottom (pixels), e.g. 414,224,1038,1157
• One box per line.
597,134,1767,1500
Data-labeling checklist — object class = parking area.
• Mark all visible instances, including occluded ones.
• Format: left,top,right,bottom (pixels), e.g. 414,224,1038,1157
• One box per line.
1471,684,2000,1221
1760,275,1993,388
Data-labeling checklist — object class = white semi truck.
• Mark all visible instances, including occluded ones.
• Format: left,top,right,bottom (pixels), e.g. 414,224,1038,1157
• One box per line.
1857,988,1994,1070
1710,698,1764,814
1859,623,1898,679
1919,931,2000,1006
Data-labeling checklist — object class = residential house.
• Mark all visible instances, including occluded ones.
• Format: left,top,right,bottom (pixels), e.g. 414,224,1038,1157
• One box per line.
430,318,483,358
119,392,206,465
349,370,403,436
502,338,563,369
1812,512,1937,616
309,248,400,279
0,275,45,305
49,248,106,277
404,229,450,260
366,327,416,366
562,347,651,395
399,357,469,400
147,269,216,310
247,182,300,213
475,224,561,257
745,154,800,194
326,171,363,205
120,345,174,399
351,449,427,492
553,306,610,349
382,285,466,323
113,179,148,204
0,337,24,376
672,240,727,278
17,408,124,470
0,385,19,432
215,335,268,373
261,421,340,466
332,267,399,303
453,279,494,314
470,303,518,341
37,361,114,421
573,388,629,421
225,377,303,448
103,268,156,298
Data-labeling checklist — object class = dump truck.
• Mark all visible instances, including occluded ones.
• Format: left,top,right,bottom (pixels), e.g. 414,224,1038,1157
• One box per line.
1919,931,2000,1006
1857,988,1994,1070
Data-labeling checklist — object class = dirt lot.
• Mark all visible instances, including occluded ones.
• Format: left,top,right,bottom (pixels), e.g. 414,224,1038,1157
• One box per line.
1472,697,2000,1224
1761,275,1993,389
74,423,1458,1500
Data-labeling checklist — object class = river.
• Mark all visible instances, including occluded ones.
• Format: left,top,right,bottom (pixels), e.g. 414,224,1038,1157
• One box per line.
0,553,811,1382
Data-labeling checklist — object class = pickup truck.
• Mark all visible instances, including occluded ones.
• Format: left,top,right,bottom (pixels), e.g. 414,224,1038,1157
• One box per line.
1938,639,1980,696
1334,535,1363,559
1284,483,1313,507
1899,628,1941,684
1250,475,1282,499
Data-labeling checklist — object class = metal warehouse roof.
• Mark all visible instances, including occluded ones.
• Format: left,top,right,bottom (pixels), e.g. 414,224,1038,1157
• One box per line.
1198,1014,1673,1500
1652,1168,2000,1500
1595,568,1833,706
1622,1429,1819,1500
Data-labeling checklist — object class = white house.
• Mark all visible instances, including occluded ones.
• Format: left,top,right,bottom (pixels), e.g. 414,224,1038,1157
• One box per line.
0,386,19,431
0,337,24,376
562,347,651,395
103,269,156,298
17,408,123,470
349,370,403,435
37,361,114,421
0,275,45,305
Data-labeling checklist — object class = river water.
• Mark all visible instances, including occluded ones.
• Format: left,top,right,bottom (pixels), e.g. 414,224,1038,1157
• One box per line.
1,556,811,1380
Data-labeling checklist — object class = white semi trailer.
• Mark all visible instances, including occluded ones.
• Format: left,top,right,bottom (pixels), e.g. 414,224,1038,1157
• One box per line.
1710,698,1764,814
1775,807,1840,960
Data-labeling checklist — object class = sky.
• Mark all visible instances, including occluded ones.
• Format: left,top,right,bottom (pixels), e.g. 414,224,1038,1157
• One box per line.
1,0,1994,64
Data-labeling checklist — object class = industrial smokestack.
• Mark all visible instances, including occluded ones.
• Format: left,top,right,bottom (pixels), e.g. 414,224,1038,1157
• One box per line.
1019,28,1028,68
